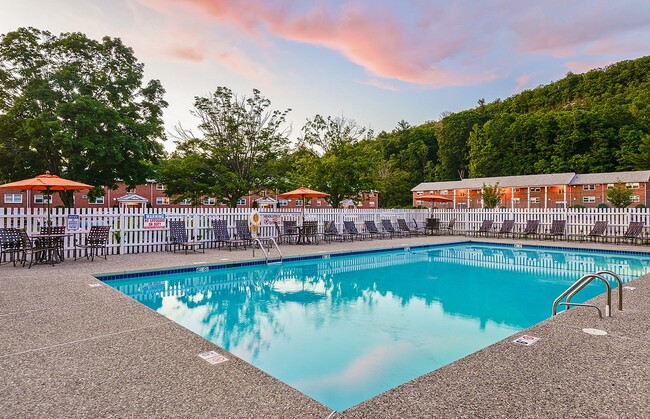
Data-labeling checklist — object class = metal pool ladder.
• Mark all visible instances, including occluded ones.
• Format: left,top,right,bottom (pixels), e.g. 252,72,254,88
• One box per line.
552,270,623,319
252,237,283,264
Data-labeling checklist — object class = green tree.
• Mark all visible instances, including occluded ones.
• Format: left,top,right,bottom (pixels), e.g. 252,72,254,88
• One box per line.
293,115,378,207
174,86,291,207
0,27,167,206
606,182,633,208
480,183,501,208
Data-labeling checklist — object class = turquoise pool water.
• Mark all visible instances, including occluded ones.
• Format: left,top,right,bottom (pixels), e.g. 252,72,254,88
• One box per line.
104,243,649,411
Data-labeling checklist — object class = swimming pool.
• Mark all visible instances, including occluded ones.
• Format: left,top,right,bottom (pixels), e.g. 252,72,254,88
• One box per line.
103,243,650,411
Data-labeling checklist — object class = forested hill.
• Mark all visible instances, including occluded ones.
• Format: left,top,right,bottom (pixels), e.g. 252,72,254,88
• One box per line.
376,55,650,206
434,55,650,181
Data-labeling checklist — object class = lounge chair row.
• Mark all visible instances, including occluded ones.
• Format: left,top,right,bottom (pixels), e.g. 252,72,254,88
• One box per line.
463,219,648,244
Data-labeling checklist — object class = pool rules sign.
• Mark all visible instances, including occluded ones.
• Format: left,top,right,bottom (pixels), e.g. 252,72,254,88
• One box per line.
198,351,228,365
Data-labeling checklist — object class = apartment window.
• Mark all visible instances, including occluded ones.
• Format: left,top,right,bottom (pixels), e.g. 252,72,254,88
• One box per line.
530,197,539,204
4,194,22,204
607,183,615,189
156,197,170,205
529,187,541,192
156,184,166,190
441,190,448,195
279,199,288,207
583,185,595,190
203,198,216,205
626,183,640,189
512,198,521,204
295,199,303,207
416,200,423,206
89,196,105,205
316,199,322,207
514,188,520,192
34,194,52,204
416,191,423,196
180,199,191,205
369,201,375,207
583,196,596,203
305,199,312,207
236,198,246,206
631,195,641,202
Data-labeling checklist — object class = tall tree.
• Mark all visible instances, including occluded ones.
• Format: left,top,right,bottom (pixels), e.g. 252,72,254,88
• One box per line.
174,87,291,207
293,115,378,207
0,27,167,206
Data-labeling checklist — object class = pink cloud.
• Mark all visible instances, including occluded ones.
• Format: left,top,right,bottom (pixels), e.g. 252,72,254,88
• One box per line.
168,45,205,62
565,60,614,74
140,0,498,88
514,74,532,92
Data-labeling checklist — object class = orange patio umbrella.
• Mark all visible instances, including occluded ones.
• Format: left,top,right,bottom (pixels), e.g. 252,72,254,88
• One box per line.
278,186,329,223
417,194,454,204
0,172,93,226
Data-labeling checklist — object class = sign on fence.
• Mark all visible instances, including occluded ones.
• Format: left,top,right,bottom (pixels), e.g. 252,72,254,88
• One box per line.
66,214,80,231
143,213,167,229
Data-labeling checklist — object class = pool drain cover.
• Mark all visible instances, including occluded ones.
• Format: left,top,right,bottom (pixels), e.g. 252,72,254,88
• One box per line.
582,328,607,336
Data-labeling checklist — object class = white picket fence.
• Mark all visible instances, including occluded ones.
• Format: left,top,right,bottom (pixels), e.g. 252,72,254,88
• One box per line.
2,207,648,257
430,207,650,238
0,207,430,256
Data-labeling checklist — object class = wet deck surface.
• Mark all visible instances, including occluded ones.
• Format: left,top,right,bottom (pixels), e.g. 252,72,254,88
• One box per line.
1,236,648,418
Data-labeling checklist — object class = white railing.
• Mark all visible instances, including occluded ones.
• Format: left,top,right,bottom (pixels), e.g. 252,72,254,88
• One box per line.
429,207,650,238
0,207,430,256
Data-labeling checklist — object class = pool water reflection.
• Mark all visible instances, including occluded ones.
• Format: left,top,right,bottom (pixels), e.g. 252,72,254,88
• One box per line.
106,244,649,411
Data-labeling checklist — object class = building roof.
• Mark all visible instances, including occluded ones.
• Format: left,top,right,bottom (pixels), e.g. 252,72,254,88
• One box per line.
570,170,650,185
117,193,148,203
411,180,464,192
412,170,650,193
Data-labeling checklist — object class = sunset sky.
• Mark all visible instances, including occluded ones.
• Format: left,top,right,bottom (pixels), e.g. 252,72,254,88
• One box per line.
1,0,649,149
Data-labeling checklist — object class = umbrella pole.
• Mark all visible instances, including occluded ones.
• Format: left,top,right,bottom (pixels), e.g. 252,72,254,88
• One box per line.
47,187,52,227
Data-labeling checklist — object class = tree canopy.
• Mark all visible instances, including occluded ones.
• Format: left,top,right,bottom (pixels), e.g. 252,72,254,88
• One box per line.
0,27,167,206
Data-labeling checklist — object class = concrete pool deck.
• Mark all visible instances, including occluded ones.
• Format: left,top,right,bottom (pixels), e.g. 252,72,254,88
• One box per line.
0,236,648,418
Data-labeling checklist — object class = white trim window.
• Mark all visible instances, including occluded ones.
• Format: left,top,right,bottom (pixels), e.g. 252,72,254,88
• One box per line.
316,199,322,207
279,199,288,207
415,200,423,205
156,184,166,190
89,196,105,205
530,197,540,204
416,191,423,196
4,193,22,204
156,197,170,205
441,190,448,195
583,196,596,203
512,198,521,204
529,187,541,192
631,195,640,202
180,199,191,205
203,198,216,205
369,201,376,207
236,198,246,206
626,183,640,189
34,194,52,204
295,199,303,206
583,185,595,190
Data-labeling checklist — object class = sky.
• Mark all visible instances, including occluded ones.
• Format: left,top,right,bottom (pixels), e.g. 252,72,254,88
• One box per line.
1,0,650,151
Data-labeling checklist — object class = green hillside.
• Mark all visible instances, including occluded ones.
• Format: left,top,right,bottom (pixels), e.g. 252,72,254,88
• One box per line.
375,56,650,206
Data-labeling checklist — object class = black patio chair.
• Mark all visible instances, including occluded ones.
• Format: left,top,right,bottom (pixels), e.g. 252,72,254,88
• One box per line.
301,221,321,244
568,220,608,242
440,218,456,235
364,220,391,239
323,221,353,243
513,220,540,239
540,220,566,241
235,219,255,248
343,221,372,241
412,218,427,235
0,228,22,266
381,219,406,238
17,229,55,268
493,220,515,238
169,220,205,254
211,219,246,250
396,219,416,237
74,225,111,261
612,221,645,245
468,220,494,237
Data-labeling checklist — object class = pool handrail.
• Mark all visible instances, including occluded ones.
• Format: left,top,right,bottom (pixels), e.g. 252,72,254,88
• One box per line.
552,273,611,317
566,270,623,313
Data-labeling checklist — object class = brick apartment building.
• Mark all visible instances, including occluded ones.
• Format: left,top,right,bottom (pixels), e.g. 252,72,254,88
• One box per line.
1,180,379,210
412,170,650,209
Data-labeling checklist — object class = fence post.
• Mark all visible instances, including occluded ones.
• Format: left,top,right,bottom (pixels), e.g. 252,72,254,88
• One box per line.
119,207,126,255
